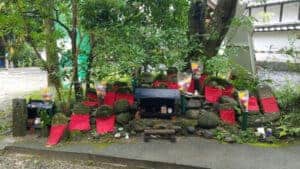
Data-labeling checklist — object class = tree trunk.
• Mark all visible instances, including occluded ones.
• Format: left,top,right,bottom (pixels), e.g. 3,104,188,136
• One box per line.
203,0,237,57
187,0,237,65
44,0,62,101
71,0,82,101
85,33,95,90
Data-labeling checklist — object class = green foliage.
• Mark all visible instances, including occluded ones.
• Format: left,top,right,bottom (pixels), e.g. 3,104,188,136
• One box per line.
81,0,190,80
38,110,52,127
52,113,69,125
205,56,231,77
205,76,231,88
95,105,113,118
11,43,40,67
72,103,91,115
230,64,260,92
275,83,300,113
214,127,259,144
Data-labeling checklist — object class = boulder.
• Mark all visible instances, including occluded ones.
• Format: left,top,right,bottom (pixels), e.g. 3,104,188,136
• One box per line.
202,129,214,139
186,126,196,134
198,111,220,129
185,109,200,119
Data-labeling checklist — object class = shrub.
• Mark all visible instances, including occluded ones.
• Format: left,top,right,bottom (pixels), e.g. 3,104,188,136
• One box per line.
275,83,300,113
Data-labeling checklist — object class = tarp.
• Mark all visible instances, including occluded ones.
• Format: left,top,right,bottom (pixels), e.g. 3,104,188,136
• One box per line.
135,88,180,99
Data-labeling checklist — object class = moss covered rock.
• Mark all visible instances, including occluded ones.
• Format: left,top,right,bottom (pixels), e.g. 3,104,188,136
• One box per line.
198,111,220,129
114,99,130,114
185,109,200,119
116,113,132,125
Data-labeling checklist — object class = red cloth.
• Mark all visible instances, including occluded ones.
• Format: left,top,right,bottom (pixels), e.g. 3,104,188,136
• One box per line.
222,86,234,97
116,93,134,105
87,93,98,101
220,109,236,125
153,81,179,90
82,101,99,108
199,74,208,87
104,92,116,106
153,80,163,88
96,115,116,135
187,79,195,93
69,114,91,131
46,124,67,146
248,96,259,112
261,97,280,113
166,82,179,89
205,86,223,103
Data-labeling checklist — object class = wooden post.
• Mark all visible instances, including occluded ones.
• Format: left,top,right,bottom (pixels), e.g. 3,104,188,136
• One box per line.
12,98,27,137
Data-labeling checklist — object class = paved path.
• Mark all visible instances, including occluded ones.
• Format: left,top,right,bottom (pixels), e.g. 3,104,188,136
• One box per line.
6,137,300,169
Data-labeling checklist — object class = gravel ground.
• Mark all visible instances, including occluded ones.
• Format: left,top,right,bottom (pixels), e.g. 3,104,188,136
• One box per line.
0,152,128,169
257,68,300,89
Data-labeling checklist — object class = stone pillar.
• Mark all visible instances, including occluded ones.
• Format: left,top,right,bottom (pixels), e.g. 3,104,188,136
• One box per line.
12,98,27,137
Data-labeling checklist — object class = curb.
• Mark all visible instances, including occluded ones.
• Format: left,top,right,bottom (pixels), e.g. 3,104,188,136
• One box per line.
4,146,208,169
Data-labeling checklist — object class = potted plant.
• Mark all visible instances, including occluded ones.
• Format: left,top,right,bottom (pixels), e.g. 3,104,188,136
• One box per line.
95,105,115,135
46,113,69,146
69,103,91,131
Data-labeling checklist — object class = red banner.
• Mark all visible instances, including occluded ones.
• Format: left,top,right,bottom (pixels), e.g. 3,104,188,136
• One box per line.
87,93,98,101
69,114,91,131
205,86,223,103
220,109,236,125
222,86,234,97
104,92,116,106
116,93,134,105
46,124,67,146
82,100,99,108
96,115,116,135
261,97,280,113
166,82,179,89
248,96,259,112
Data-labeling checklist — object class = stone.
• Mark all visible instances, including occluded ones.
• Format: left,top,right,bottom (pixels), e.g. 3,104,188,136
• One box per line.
186,126,196,134
257,84,274,99
185,109,200,119
186,99,201,109
116,113,132,125
219,96,238,105
202,130,214,139
198,111,220,129
114,132,121,138
172,125,183,132
224,136,236,143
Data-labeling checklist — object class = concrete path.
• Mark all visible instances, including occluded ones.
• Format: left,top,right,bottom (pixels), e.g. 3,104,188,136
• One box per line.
5,137,300,169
